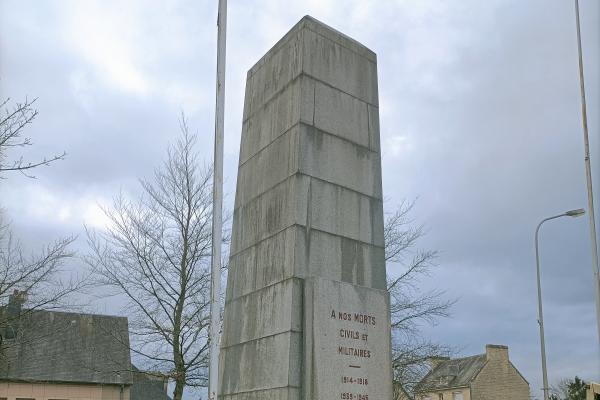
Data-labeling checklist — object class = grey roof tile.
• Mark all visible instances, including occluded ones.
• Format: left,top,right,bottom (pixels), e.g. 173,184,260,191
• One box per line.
413,354,487,393
131,365,171,400
0,310,132,385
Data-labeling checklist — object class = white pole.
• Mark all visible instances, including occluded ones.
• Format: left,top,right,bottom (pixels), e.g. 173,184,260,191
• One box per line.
534,209,586,400
209,0,227,399
574,0,600,373
535,218,551,400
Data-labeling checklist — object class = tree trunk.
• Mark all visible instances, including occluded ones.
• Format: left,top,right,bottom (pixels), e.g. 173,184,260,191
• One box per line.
173,377,185,400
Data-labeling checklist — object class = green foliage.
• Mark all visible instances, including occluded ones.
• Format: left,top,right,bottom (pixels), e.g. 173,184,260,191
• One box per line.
566,377,588,400
551,376,587,400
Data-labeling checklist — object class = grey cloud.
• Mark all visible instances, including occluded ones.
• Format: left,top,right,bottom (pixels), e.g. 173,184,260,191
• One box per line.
1,0,599,398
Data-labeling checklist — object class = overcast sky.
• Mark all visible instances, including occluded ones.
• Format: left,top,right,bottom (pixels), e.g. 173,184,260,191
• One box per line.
1,0,599,398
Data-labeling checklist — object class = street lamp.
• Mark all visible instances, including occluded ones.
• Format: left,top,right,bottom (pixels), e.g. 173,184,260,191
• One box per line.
535,208,585,400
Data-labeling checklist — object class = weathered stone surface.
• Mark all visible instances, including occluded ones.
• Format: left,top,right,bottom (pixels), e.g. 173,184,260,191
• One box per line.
243,30,303,121
221,387,301,400
301,229,386,290
313,80,370,148
231,174,308,254
300,17,376,63
304,277,393,400
367,105,380,152
240,76,314,165
221,278,303,347
235,122,382,211
226,226,301,303
231,174,382,256
220,15,391,400
307,177,384,246
226,225,386,304
302,28,378,106
234,126,300,209
219,331,302,394
298,125,382,198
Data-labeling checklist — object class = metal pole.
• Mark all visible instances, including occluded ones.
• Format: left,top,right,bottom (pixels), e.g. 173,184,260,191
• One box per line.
209,1,227,400
534,210,585,400
574,0,600,369
535,215,561,400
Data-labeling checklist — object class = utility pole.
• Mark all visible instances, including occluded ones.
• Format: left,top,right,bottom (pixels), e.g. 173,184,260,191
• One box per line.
574,0,600,371
209,1,227,399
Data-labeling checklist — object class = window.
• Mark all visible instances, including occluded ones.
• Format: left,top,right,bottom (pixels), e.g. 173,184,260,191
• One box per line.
453,392,464,400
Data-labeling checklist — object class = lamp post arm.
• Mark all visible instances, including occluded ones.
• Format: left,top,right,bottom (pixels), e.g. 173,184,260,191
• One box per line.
535,213,568,241
534,212,566,400
535,213,569,265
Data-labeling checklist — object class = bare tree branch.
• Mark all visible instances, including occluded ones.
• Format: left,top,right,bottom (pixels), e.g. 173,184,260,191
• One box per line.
85,117,228,400
384,200,456,394
0,213,84,355
0,95,81,357
0,98,66,178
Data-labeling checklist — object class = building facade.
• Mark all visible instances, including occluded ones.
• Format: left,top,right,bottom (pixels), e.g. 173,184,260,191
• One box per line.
0,290,133,400
414,345,529,400
588,382,600,400
0,382,129,400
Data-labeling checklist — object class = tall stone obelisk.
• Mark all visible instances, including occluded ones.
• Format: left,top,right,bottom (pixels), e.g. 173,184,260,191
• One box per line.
219,16,392,400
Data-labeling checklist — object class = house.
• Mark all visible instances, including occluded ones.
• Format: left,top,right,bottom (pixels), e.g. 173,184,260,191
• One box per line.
413,344,529,400
588,382,600,400
0,290,168,400
131,366,171,400
394,382,413,400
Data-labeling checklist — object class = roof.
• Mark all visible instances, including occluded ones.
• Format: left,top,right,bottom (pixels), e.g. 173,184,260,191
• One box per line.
393,382,413,400
413,354,487,393
131,365,171,400
0,309,132,385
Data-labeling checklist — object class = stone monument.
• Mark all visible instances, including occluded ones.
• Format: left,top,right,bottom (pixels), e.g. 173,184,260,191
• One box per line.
219,16,392,400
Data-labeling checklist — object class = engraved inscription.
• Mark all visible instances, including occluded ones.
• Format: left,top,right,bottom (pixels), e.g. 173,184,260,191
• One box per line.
331,309,373,399
306,277,392,400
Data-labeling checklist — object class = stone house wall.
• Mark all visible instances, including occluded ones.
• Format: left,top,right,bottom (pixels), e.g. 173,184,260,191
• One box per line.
417,387,471,400
470,345,529,400
0,381,130,400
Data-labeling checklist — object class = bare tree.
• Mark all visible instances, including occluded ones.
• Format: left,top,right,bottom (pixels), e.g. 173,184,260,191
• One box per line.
86,120,221,400
0,215,77,352
0,98,66,177
384,199,455,392
0,217,76,308
550,378,571,400
0,97,78,354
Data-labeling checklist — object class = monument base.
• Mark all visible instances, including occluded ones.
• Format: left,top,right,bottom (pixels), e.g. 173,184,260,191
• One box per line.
304,277,393,400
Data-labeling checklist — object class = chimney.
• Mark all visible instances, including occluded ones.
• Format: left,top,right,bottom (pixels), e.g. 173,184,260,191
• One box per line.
7,290,27,318
427,356,450,370
485,344,509,361
3,290,27,339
